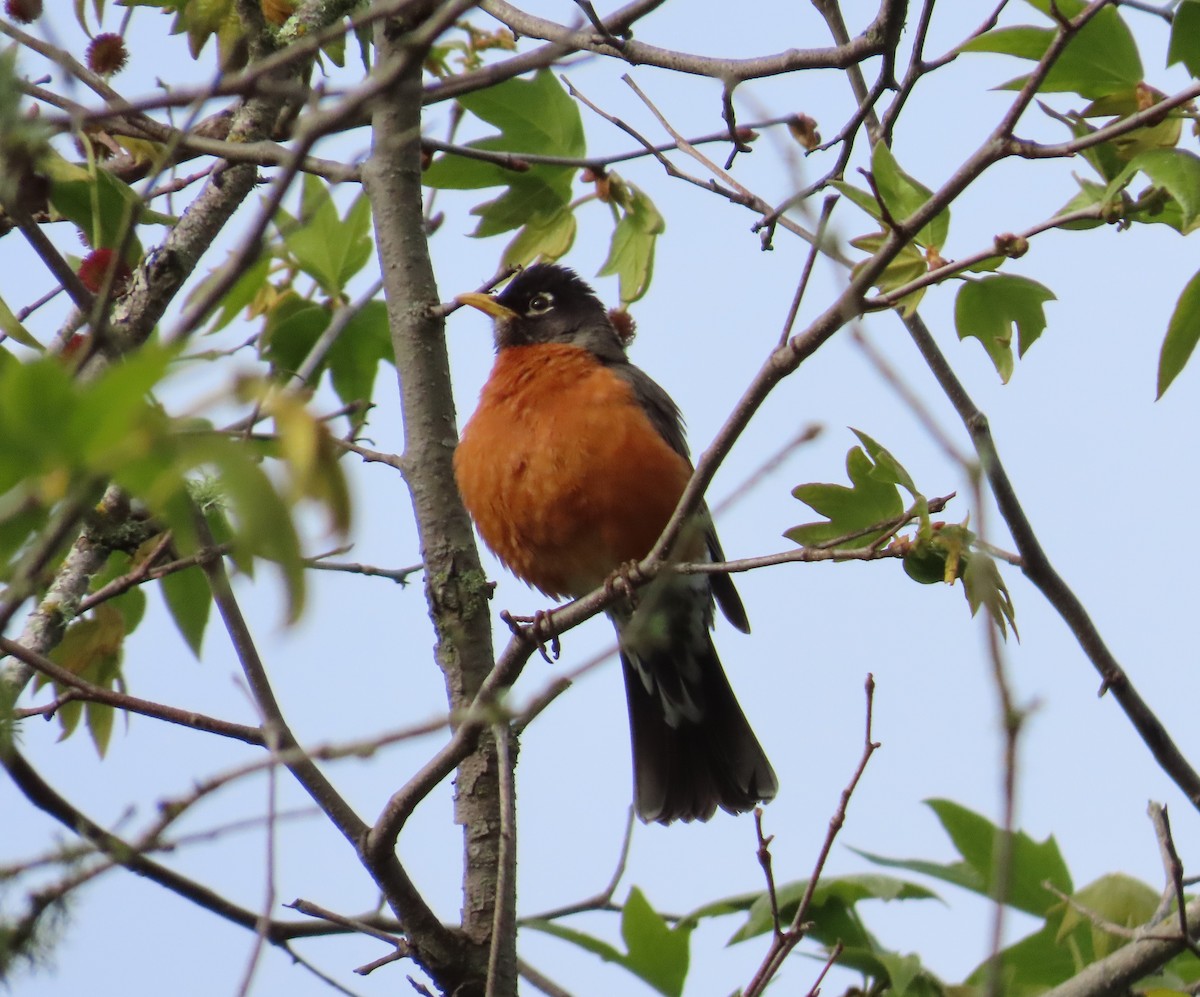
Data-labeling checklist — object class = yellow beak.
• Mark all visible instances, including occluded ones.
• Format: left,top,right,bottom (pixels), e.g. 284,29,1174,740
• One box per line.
456,292,517,320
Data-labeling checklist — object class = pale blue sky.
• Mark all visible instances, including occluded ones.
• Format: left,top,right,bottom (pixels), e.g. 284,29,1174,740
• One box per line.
5,2,1200,994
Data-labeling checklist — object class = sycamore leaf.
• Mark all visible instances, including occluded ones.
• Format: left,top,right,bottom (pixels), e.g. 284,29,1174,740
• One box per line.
869,141,950,250
955,274,1055,382
327,300,393,411
161,565,211,658
1060,874,1158,959
834,144,949,251
728,874,940,945
525,887,692,997
619,887,690,997
962,549,1018,639
42,151,146,255
848,233,929,316
503,207,577,268
961,0,1142,99
187,252,272,333
423,70,583,238
1054,175,1123,229
598,178,664,304
1119,149,1200,232
857,799,1071,916
282,177,373,297
786,434,910,548
1168,0,1200,78
43,604,126,754
1157,266,1200,398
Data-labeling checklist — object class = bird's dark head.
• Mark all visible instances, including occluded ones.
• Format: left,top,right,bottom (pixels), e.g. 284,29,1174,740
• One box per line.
457,264,624,358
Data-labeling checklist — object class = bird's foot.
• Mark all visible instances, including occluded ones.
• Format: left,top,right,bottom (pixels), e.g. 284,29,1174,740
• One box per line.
500,609,561,663
604,560,643,609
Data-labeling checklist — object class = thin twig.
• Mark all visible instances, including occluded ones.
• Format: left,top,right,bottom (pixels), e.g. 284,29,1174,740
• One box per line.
743,674,880,996
486,722,518,997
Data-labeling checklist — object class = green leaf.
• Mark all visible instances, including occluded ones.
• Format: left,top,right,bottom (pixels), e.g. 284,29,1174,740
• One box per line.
421,139,529,191
1168,0,1200,78
597,181,664,304
525,887,693,997
423,71,583,244
962,549,1018,639
858,799,1071,916
524,920,625,965
680,889,763,926
1086,87,1183,164
955,274,1056,382
110,584,147,635
0,503,50,582
282,178,373,297
262,294,330,380
1045,102,1127,183
146,433,307,623
870,142,950,249
456,69,585,159
0,355,78,477
470,174,573,238
1055,175,1120,228
1157,266,1200,397
503,207,577,268
45,604,126,753
728,875,944,994
421,70,583,192
0,294,43,350
42,152,145,254
830,180,885,223
875,951,929,997
338,193,374,285
1061,874,1157,959
967,914,1079,995
619,887,690,997
160,566,211,658
186,252,270,333
728,874,941,945
965,873,1160,994
963,1,1143,99
86,699,115,757
786,436,907,548
67,341,176,467
960,25,1052,62
327,299,393,410
853,429,918,497
1121,149,1200,231
200,443,306,620
848,233,929,316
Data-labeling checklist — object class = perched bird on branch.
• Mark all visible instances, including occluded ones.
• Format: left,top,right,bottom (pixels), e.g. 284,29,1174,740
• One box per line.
455,263,776,824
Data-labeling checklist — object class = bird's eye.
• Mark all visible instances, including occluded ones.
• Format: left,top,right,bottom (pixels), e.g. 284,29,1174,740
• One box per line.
527,292,554,314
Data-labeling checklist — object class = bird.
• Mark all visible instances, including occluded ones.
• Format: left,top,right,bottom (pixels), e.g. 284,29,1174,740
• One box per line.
453,263,777,824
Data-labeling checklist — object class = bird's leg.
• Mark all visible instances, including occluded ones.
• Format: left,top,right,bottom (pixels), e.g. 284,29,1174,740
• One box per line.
499,609,561,663
604,560,643,610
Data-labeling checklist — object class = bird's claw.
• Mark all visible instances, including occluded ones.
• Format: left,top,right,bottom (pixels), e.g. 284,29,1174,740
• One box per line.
500,609,561,663
604,560,643,609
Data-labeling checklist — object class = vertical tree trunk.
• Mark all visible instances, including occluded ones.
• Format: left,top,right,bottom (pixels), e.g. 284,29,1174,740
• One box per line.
362,9,516,995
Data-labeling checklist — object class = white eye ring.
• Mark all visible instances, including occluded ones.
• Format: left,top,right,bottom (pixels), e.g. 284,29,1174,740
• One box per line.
527,292,554,314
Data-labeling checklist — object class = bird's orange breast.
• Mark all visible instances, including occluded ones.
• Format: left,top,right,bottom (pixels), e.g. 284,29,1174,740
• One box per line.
455,344,693,599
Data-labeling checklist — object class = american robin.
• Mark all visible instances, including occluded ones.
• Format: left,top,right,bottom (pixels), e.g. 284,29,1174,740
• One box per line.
454,263,777,824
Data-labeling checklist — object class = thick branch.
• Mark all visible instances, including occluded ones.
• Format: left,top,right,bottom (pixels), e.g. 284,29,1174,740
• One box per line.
902,313,1200,809
1041,897,1200,997
479,0,905,83
360,2,511,992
